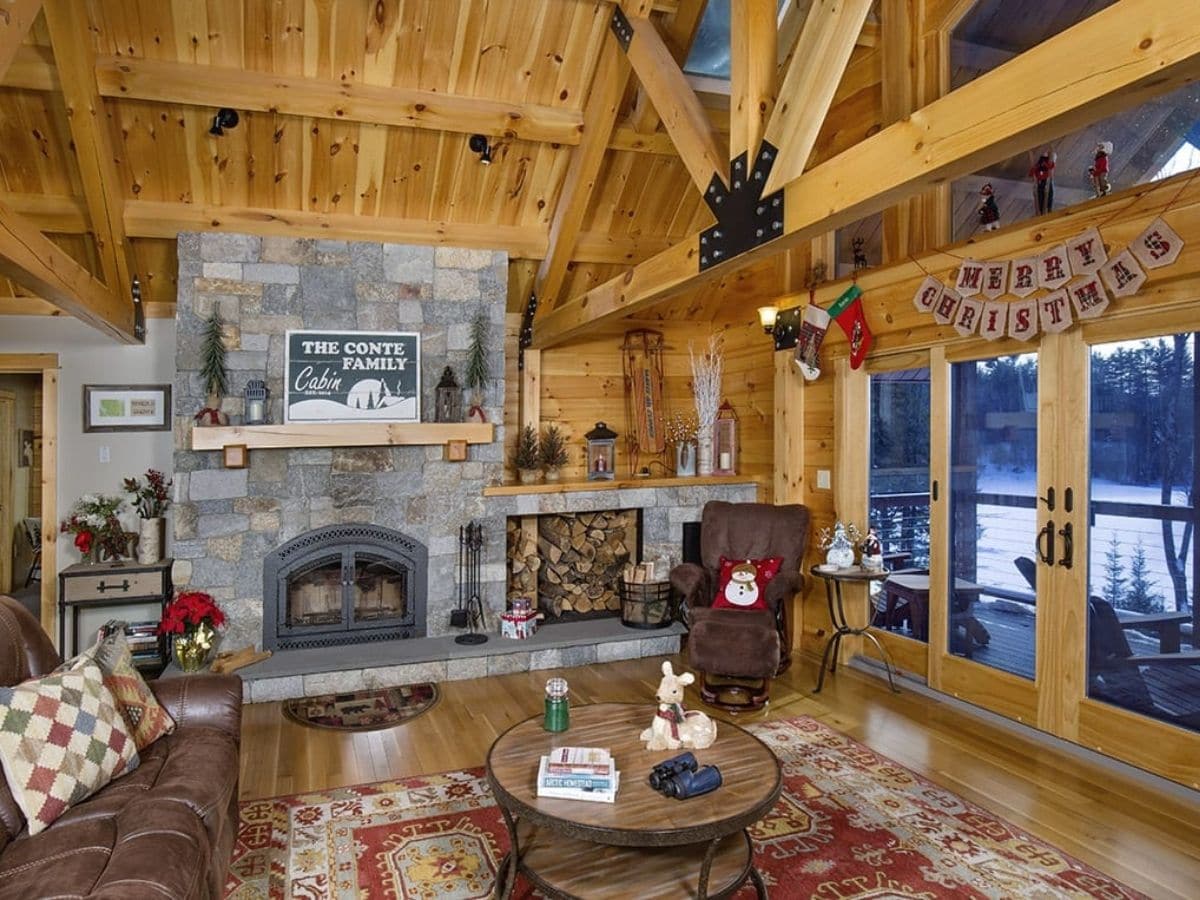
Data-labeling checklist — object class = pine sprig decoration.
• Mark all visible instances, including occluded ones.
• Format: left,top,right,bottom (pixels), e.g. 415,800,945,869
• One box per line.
200,311,229,398
514,424,541,470
539,423,569,469
465,313,489,394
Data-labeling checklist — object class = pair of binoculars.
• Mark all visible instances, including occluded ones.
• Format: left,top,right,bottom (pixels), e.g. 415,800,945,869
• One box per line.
648,752,722,800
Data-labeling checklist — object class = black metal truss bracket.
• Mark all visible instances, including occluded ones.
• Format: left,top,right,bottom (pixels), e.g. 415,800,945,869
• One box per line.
772,305,803,352
610,6,633,51
699,141,785,272
518,291,538,370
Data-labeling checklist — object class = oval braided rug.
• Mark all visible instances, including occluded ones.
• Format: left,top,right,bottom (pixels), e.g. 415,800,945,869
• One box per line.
281,684,439,732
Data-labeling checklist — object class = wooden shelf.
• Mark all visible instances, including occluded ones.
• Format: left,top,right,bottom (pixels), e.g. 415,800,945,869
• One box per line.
190,422,494,452
482,474,762,497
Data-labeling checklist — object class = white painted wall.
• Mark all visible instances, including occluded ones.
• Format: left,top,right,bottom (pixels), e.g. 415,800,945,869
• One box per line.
0,318,176,573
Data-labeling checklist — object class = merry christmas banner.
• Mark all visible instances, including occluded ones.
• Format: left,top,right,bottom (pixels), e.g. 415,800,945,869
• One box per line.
910,217,1183,342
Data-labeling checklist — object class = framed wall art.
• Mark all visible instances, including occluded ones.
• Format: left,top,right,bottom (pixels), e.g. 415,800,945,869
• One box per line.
82,384,173,433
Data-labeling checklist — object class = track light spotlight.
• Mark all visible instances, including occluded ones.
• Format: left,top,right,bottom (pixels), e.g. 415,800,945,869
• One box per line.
468,133,493,165
209,108,240,136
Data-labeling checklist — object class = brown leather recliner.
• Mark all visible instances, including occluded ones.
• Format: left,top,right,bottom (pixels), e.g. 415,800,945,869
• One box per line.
670,501,810,711
0,595,242,899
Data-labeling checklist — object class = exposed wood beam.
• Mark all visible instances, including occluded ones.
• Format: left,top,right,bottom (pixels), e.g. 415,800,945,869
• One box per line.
532,0,1200,348
119,200,671,264
761,0,876,194
0,192,87,232
730,0,777,162
0,0,41,81
95,56,584,146
621,12,729,194
0,199,135,341
630,0,708,135
44,1,135,303
534,30,633,310
0,42,55,90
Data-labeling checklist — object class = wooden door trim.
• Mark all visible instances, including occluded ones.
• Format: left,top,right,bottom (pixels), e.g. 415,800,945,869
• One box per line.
0,353,58,636
0,391,13,593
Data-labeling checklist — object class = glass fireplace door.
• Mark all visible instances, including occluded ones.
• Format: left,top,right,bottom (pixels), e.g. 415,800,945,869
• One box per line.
282,551,348,635
350,552,412,631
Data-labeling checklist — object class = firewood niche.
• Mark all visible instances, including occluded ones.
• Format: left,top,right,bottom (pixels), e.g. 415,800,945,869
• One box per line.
507,510,639,619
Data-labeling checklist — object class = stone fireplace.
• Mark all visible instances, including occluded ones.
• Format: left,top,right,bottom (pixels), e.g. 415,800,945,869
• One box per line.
262,523,428,651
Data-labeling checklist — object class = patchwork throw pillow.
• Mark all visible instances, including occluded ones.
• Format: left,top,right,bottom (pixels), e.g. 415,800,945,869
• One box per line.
712,556,784,610
88,631,176,750
0,661,139,835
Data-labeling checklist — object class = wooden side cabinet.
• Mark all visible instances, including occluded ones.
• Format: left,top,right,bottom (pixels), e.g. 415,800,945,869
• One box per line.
58,558,174,671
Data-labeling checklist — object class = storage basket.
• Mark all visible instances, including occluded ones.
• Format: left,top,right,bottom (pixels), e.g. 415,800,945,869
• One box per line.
618,580,674,629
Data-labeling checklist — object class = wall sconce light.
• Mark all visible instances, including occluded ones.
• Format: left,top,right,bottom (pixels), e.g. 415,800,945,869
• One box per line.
209,108,240,136
468,133,493,165
757,305,779,335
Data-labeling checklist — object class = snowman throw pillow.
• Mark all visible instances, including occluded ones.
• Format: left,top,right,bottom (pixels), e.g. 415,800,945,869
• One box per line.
712,556,783,611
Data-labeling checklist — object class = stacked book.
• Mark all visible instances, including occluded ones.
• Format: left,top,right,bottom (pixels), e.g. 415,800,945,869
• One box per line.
536,746,619,803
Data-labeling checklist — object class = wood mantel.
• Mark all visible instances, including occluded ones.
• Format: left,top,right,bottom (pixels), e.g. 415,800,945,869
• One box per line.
190,422,493,452
482,474,762,497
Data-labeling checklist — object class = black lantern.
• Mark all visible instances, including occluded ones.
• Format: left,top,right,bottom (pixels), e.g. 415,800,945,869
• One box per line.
585,421,617,481
244,379,269,425
435,367,463,423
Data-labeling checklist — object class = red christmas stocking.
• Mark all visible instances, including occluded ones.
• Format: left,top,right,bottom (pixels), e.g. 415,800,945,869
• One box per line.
828,285,872,369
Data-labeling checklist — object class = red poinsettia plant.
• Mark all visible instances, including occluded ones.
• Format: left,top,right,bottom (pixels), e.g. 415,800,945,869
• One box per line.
158,590,226,637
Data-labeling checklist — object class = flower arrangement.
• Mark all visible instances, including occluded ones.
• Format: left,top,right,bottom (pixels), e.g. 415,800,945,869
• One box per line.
665,411,698,445
60,493,127,561
159,590,226,672
123,468,172,519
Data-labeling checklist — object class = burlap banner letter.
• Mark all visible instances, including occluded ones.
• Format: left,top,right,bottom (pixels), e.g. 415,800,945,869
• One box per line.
1038,245,1072,290
1099,248,1147,298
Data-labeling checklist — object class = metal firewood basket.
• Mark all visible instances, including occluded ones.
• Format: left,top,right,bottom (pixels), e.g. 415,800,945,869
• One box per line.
618,580,674,630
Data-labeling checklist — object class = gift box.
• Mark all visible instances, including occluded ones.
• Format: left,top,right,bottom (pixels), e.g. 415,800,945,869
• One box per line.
501,609,542,640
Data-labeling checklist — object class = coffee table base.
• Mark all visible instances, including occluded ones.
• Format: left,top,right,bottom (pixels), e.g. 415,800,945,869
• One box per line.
495,814,767,899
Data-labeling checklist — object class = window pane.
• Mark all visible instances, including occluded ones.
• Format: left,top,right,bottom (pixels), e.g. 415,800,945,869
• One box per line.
870,368,930,642
1087,334,1198,732
949,354,1039,679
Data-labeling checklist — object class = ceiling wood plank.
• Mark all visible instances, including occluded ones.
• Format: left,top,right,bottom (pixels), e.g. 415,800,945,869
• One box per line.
622,13,728,195
534,31,633,310
0,0,41,81
532,0,1200,348
761,0,875,194
44,0,134,301
730,0,777,162
0,192,87,231
0,199,135,341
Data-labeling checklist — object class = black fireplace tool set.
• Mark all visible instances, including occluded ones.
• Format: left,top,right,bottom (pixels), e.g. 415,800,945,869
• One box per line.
453,520,488,645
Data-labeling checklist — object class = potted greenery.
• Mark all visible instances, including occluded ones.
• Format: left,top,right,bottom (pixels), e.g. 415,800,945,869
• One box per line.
195,311,229,426
465,312,489,422
514,424,541,484
540,424,569,482
124,468,172,564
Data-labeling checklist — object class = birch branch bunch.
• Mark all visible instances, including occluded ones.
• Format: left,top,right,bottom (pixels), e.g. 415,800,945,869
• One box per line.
689,334,724,432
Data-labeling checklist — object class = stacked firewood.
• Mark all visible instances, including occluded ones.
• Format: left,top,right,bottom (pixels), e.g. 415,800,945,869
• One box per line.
506,512,637,616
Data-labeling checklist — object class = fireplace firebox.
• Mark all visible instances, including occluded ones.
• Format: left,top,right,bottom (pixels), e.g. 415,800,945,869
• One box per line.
263,524,427,651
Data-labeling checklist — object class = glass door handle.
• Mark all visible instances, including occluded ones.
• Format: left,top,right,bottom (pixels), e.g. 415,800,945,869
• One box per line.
1058,522,1074,569
1036,520,1056,565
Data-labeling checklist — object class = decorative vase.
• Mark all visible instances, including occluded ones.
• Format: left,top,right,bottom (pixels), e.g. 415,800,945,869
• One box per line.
137,517,165,564
675,441,697,477
82,543,101,565
824,523,856,569
544,467,561,483
518,468,541,485
696,432,714,477
173,623,218,673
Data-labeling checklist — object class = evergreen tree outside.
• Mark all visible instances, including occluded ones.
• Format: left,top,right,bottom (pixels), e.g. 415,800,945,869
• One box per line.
1123,538,1163,614
1102,533,1125,605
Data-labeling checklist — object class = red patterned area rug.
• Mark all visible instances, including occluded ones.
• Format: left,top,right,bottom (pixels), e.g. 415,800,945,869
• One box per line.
281,684,439,732
225,715,1145,899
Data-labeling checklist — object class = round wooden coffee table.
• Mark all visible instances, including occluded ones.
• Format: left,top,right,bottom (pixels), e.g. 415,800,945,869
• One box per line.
486,702,782,899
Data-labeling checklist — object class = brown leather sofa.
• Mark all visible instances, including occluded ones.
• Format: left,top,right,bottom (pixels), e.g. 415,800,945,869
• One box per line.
0,595,242,899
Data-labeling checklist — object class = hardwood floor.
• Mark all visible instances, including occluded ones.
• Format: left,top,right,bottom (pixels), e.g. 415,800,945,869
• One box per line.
238,654,1200,899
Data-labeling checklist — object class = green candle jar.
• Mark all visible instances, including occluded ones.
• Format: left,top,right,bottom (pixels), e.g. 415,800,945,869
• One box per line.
543,677,569,732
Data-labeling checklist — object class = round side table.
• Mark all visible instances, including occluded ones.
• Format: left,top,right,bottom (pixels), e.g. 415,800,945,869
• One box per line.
809,566,900,693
